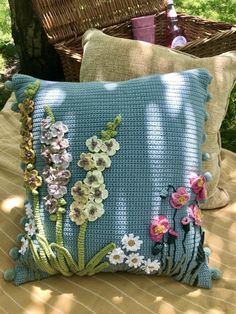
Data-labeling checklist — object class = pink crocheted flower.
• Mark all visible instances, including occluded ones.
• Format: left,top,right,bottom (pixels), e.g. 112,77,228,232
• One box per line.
190,173,207,201
170,187,190,209
188,204,202,226
150,215,170,242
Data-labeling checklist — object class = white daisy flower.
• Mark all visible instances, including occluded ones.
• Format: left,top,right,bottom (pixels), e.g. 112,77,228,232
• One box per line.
101,138,120,156
25,219,37,236
122,234,143,252
86,136,102,153
125,253,144,269
25,203,33,219
107,248,126,265
84,201,105,222
69,202,87,225
141,259,161,274
90,184,108,203
19,237,29,255
93,153,111,171
84,170,104,188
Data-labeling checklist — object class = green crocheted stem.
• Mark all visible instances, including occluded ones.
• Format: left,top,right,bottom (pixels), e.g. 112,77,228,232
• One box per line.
77,221,88,271
44,105,56,123
50,243,78,274
87,262,109,276
86,242,116,272
100,114,122,141
24,80,40,100
33,194,46,238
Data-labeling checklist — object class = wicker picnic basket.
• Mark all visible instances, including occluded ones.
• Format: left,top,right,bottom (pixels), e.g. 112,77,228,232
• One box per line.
32,0,236,82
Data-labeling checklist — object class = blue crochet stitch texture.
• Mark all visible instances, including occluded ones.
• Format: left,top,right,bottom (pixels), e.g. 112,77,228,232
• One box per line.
9,69,216,287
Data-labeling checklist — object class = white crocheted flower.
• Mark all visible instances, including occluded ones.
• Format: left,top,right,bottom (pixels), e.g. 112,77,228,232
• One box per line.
50,121,68,138
141,259,160,274
125,253,144,269
19,237,29,255
107,248,126,265
101,138,120,156
25,203,33,219
40,130,54,144
48,184,67,199
51,151,72,169
86,136,102,153
50,138,69,153
90,184,108,203
84,170,104,188
93,153,111,171
78,153,95,171
71,180,90,204
25,219,37,236
41,116,52,131
84,201,105,222
69,202,87,225
122,234,143,252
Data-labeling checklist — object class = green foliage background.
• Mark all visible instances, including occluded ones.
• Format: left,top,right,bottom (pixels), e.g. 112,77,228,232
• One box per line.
0,0,235,151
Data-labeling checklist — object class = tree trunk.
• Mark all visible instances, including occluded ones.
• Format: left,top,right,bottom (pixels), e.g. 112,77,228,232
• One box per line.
8,0,64,81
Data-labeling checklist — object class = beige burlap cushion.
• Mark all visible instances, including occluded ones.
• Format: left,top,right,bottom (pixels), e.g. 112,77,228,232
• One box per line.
80,29,236,209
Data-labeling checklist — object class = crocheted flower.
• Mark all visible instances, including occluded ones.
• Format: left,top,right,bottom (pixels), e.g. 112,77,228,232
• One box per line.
107,248,126,265
93,153,111,171
44,195,59,214
190,173,207,201
101,138,120,156
78,153,95,171
170,187,190,209
141,259,161,274
84,201,105,222
122,234,143,252
51,151,72,169
125,253,144,268
41,116,52,131
41,130,54,144
188,204,202,226
20,147,35,164
71,181,90,204
50,121,68,138
41,145,52,164
69,202,87,225
90,184,108,203
181,216,191,232
167,228,179,244
86,136,102,153
22,115,33,130
19,237,29,255
43,167,71,185
20,132,33,149
18,99,34,115
48,184,67,199
24,169,42,192
150,215,170,242
50,138,69,153
25,219,37,236
84,170,104,188
25,203,33,219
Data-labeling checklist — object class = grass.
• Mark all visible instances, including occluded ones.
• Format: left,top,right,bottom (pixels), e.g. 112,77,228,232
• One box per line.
0,0,235,151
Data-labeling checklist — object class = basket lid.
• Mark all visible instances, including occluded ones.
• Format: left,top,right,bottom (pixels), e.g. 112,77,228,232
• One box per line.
32,0,167,44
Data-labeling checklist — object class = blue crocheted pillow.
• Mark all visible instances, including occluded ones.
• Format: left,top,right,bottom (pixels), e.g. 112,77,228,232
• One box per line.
4,69,220,288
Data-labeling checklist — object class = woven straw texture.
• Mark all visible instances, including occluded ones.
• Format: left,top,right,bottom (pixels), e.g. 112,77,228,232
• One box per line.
1,101,236,313
11,70,213,287
31,0,236,82
80,29,236,208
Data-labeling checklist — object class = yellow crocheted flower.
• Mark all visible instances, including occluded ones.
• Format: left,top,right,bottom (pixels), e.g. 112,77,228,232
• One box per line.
20,132,33,149
24,168,42,193
78,152,95,171
21,115,33,130
71,181,90,204
18,99,35,115
20,147,35,164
